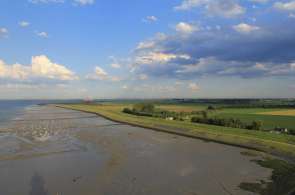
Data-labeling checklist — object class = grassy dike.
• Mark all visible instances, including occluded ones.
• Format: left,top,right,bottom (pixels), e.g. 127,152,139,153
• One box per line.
57,103,295,161
57,103,295,194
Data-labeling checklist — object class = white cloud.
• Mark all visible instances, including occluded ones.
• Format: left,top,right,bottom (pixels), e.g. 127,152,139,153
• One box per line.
139,74,148,80
29,0,65,3
175,22,198,34
19,21,30,27
74,0,95,5
250,0,268,3
274,1,295,11
0,55,78,81
175,0,208,10
135,52,190,65
36,31,49,38
142,16,158,23
208,0,245,17
110,63,121,69
136,41,155,50
29,0,94,5
233,23,260,33
0,28,8,38
94,66,108,79
188,83,200,91
175,0,245,18
122,85,128,89
31,55,78,80
289,13,295,18
86,66,121,81
254,62,267,70
0,61,30,80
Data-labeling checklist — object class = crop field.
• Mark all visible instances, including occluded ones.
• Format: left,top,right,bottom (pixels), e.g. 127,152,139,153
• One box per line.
59,103,295,160
78,102,295,131
257,109,295,116
208,108,295,130
156,104,206,112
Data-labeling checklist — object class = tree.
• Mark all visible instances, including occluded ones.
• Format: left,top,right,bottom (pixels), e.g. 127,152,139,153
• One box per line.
133,103,155,113
207,105,215,110
201,111,208,119
251,121,262,130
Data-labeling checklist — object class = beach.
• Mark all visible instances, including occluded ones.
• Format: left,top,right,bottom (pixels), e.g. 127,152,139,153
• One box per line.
0,105,273,195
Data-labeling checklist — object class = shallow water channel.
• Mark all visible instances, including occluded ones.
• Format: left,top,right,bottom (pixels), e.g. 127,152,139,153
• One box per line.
0,105,273,195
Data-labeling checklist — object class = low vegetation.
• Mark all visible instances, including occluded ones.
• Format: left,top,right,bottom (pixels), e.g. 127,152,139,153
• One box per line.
123,103,295,135
58,102,295,161
239,154,295,195
191,116,263,131
58,100,295,195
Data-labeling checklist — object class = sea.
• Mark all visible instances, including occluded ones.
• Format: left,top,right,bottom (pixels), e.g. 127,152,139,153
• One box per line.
0,100,80,125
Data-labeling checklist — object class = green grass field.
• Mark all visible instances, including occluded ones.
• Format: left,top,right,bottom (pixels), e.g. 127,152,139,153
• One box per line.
58,103,295,160
207,108,295,130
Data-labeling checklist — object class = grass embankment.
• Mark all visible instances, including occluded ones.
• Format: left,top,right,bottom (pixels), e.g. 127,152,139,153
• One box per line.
239,151,295,195
58,103,295,161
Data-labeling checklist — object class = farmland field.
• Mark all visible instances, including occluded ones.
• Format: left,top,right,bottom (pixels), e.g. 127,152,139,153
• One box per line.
257,109,295,116
208,108,295,130
157,104,206,112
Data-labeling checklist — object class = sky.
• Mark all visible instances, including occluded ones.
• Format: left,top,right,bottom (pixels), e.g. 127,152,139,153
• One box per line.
0,0,295,99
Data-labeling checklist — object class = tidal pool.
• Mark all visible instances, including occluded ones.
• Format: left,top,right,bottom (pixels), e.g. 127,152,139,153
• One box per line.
0,106,274,195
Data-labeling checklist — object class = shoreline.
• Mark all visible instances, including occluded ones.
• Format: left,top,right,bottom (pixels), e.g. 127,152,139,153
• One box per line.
56,104,295,162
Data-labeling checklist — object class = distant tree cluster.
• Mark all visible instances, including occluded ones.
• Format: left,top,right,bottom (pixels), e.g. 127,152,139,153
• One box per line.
122,103,187,121
123,103,155,117
191,116,263,131
289,129,295,135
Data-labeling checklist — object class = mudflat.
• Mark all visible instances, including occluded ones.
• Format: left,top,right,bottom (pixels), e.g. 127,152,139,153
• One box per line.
0,106,273,195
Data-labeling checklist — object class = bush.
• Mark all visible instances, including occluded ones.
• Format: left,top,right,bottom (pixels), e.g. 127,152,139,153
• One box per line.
207,105,215,110
191,116,263,131
133,103,155,113
122,108,133,114
289,129,295,135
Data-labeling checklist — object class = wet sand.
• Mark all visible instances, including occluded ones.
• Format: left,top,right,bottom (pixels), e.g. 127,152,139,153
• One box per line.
0,105,273,195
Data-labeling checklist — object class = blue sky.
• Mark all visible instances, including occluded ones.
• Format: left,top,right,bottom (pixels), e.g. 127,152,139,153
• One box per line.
0,0,295,99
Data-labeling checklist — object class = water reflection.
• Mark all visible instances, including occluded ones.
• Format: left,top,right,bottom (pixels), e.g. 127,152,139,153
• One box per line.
30,173,48,195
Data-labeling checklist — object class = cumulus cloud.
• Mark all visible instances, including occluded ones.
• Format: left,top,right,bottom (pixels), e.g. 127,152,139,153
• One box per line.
29,0,64,3
142,16,158,23
36,31,49,38
250,0,268,3
175,0,245,18
110,63,121,68
89,66,108,80
0,28,8,38
136,33,167,50
19,21,30,27
188,83,200,91
73,0,95,5
139,74,148,80
130,19,295,79
86,66,121,81
233,23,260,33
0,61,30,80
274,1,295,11
29,0,94,5
0,55,78,81
175,22,199,34
31,55,78,80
